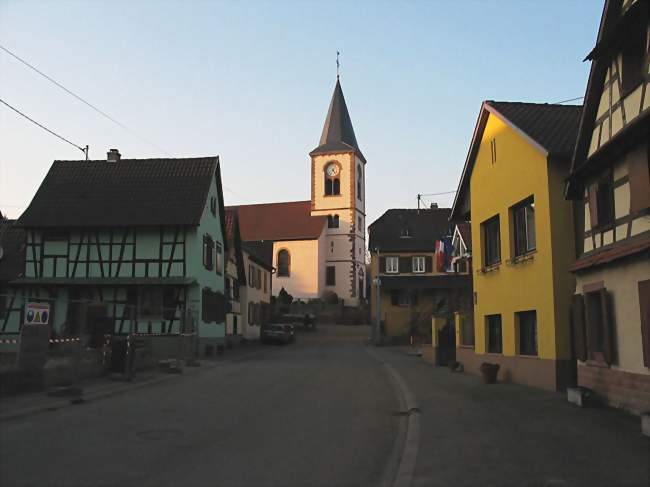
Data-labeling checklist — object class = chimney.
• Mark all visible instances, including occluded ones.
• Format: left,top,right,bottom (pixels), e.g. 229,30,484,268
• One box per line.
430,202,438,209
107,149,121,162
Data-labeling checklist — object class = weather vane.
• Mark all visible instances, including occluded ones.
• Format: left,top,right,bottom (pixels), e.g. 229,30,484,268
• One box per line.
336,51,340,79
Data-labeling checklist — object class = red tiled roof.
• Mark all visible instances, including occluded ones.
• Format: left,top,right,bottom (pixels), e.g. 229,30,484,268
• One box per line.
227,201,325,241
224,209,236,241
570,236,650,272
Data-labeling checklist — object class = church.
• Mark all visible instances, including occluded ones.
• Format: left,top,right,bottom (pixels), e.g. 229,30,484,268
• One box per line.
229,78,367,307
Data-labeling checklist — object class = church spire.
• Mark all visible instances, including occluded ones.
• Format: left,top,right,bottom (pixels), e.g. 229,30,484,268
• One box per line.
310,78,365,163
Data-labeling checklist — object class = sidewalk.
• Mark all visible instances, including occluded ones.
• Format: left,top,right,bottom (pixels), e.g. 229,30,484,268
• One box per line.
374,346,649,487
0,341,269,422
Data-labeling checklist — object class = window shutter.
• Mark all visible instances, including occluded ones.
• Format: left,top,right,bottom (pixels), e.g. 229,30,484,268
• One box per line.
638,280,650,367
628,144,650,213
380,257,386,273
399,256,411,273
215,292,226,323
571,294,587,362
600,289,615,365
425,256,433,273
390,290,399,306
587,185,599,228
202,288,210,322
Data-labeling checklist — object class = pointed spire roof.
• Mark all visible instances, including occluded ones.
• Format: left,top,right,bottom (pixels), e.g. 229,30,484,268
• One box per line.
310,78,365,163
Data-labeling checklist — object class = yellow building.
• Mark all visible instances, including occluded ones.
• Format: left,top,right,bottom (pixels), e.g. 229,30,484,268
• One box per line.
368,208,472,360
451,101,582,391
566,0,650,415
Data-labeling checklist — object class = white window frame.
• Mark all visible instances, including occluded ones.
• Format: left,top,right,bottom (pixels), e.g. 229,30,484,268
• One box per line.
412,256,425,273
386,256,399,274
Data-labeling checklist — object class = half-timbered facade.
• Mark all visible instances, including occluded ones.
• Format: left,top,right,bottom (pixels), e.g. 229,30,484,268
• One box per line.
566,0,650,414
1,153,228,356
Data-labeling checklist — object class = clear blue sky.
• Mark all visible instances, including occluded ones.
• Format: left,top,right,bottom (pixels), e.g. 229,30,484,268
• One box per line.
1,0,603,227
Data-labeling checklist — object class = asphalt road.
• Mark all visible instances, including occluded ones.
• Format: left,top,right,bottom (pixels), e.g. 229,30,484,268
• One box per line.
0,326,398,487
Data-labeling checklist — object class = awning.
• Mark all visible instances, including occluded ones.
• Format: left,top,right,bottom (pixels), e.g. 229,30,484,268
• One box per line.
9,277,196,286
378,274,470,290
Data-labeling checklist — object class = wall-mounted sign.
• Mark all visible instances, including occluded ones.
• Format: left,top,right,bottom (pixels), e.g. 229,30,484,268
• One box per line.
24,302,50,325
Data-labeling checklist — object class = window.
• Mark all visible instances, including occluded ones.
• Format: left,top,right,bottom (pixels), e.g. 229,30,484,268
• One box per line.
400,228,411,238
517,311,537,356
596,179,614,227
215,242,223,275
512,198,536,257
209,196,217,216
225,278,231,300
263,272,267,293
203,234,214,270
357,165,362,200
328,214,340,228
482,216,501,267
486,314,502,353
248,264,254,287
358,216,362,229
326,266,336,286
277,249,290,277
248,302,254,325
138,287,163,320
584,288,614,364
386,256,399,273
390,290,417,307
412,256,425,273
621,21,646,94
256,268,261,289
460,314,475,347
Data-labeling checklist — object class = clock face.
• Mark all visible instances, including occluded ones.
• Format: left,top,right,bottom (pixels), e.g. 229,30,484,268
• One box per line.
326,163,340,177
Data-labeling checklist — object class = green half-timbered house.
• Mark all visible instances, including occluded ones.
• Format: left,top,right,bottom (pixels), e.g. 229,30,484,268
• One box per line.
1,153,228,356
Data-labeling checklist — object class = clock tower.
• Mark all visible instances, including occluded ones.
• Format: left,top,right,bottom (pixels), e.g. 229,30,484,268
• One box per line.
309,78,366,306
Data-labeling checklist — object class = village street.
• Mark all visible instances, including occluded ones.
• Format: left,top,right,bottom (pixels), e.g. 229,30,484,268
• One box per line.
1,325,648,487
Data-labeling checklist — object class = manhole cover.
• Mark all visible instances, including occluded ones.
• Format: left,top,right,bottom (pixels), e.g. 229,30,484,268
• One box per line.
136,429,183,440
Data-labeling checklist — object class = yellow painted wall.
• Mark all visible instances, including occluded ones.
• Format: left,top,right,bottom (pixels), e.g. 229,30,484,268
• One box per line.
470,113,573,360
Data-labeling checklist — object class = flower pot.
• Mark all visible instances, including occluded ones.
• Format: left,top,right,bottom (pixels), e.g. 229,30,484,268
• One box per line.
479,362,500,384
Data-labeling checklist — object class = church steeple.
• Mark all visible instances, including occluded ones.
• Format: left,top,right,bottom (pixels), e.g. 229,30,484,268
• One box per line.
310,79,365,163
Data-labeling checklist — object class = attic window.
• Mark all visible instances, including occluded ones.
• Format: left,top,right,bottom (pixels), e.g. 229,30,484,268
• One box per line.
400,227,412,238
210,197,217,216
490,138,497,164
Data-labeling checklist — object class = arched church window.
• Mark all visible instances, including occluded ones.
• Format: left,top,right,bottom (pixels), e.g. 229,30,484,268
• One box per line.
357,165,362,201
277,249,291,277
324,162,341,196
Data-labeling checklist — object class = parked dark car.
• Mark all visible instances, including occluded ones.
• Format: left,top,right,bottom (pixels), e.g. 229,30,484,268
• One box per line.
261,323,295,344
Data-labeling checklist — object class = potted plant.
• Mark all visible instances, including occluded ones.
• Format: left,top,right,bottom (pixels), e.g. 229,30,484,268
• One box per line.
479,362,500,384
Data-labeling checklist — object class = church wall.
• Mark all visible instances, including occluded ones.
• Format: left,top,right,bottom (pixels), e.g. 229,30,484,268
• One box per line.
272,239,320,300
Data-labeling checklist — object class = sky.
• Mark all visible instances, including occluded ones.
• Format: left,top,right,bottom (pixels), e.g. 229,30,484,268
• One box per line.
1,0,603,228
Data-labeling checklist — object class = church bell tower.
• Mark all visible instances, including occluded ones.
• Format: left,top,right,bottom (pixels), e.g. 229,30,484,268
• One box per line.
309,78,366,306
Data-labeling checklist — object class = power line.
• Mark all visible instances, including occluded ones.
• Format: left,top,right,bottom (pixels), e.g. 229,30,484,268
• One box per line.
0,44,171,156
0,97,87,155
554,96,584,104
418,190,457,197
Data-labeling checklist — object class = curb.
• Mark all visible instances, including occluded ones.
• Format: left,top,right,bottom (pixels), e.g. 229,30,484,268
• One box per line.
365,347,420,487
